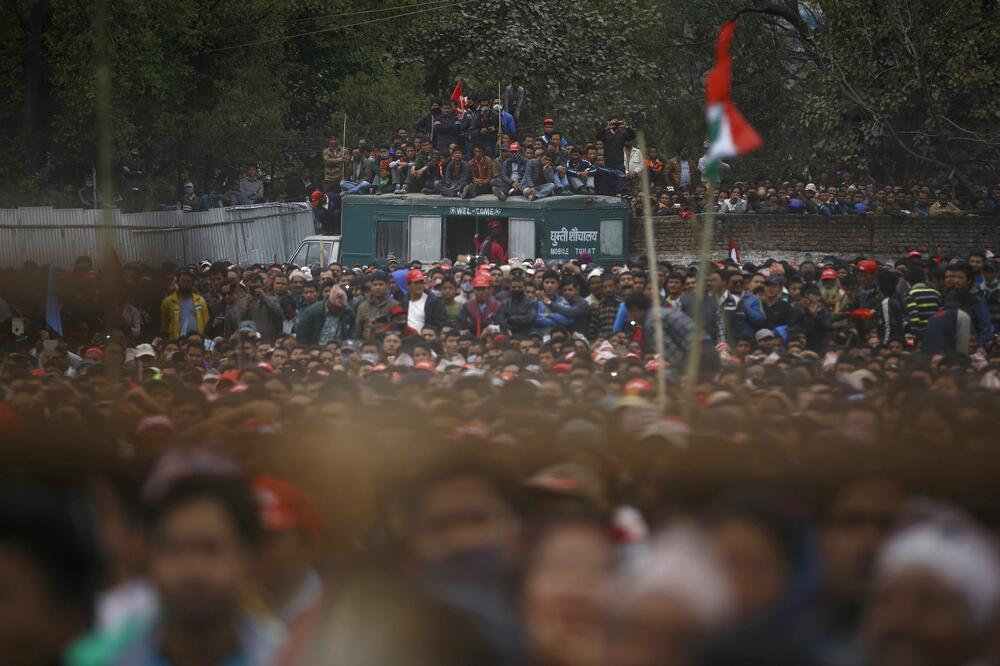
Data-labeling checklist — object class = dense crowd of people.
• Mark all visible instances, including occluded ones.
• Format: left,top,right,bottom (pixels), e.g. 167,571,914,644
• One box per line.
1,236,999,665
49,81,1000,218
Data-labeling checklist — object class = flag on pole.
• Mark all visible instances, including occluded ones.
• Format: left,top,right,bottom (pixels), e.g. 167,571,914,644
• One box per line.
45,265,63,336
450,80,467,112
704,22,762,184
728,237,741,265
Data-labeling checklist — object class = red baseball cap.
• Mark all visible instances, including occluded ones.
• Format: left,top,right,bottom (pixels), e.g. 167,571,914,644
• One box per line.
390,305,407,317
624,378,654,395
820,267,839,280
549,363,573,374
543,118,555,125
473,274,492,288
508,142,521,153
407,269,425,283
252,475,321,542
906,250,922,258
414,360,437,373
858,260,878,274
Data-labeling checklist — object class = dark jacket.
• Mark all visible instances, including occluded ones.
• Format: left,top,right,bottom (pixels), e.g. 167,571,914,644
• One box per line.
522,159,544,189
459,297,508,337
432,112,463,152
762,297,795,330
294,301,355,346
398,292,448,332
345,157,376,184
877,296,906,345
243,294,283,343
549,296,590,337
680,292,726,344
285,176,316,202
502,294,539,335
471,109,500,148
498,155,528,187
720,291,765,343
595,127,635,168
441,159,471,189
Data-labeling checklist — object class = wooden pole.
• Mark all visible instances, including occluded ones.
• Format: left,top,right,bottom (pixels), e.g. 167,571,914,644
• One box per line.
636,132,667,411
681,182,715,421
342,112,348,179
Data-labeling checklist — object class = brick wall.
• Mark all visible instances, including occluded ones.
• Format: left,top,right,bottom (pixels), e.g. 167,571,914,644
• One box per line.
628,215,1000,264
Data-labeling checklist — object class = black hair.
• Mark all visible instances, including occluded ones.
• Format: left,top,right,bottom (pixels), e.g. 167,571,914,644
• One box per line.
625,292,652,311
0,479,102,618
542,269,560,281
146,474,261,547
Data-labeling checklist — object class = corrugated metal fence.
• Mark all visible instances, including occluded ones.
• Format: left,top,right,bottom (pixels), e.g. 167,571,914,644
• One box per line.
0,203,315,268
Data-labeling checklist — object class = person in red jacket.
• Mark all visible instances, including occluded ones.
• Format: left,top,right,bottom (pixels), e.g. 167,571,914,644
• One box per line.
474,225,508,265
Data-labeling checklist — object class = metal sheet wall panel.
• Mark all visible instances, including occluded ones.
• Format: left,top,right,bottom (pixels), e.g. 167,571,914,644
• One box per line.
0,205,314,268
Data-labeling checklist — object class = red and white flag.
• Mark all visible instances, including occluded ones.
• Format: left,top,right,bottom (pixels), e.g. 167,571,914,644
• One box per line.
704,22,763,182
728,238,740,265
450,80,467,112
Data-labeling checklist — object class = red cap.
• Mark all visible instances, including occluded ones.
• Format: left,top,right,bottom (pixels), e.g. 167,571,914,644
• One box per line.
624,378,654,395
256,361,275,374
473,274,492,288
310,190,324,204
645,359,668,372
414,360,436,373
508,142,521,152
543,117,555,124
217,370,241,385
390,305,407,317
407,269,425,283
858,260,878,274
252,475,321,541
906,250,921,258
549,363,573,374
84,346,104,360
820,267,839,280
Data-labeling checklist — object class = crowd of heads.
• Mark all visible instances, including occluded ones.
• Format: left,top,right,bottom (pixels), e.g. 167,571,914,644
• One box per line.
1,238,999,664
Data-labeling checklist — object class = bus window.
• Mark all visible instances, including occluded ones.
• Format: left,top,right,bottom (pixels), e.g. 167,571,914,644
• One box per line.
409,215,442,263
600,219,624,257
376,219,406,259
509,218,535,260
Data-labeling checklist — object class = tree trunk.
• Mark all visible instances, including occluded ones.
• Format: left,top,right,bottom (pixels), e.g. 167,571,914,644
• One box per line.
23,0,48,174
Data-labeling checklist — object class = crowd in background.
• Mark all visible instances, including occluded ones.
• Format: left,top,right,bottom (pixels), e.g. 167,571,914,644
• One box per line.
2,233,1000,664
48,80,1000,218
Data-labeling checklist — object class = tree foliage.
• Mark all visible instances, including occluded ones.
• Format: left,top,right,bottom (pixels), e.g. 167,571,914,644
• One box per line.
1,0,997,206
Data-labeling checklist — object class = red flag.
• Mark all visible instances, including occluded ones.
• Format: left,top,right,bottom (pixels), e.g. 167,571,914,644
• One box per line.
704,21,763,170
450,80,466,112
845,308,875,320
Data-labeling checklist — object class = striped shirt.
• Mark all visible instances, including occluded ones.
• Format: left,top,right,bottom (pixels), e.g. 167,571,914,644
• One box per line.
905,283,942,339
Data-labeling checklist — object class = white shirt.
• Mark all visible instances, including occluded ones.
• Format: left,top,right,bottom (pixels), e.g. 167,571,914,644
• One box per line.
624,147,644,175
408,293,427,331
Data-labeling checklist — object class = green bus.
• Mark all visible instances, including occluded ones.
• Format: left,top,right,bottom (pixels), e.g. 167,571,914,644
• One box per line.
338,193,630,266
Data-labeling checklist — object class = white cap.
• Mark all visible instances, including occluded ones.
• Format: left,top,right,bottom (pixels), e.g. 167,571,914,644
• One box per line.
134,343,156,359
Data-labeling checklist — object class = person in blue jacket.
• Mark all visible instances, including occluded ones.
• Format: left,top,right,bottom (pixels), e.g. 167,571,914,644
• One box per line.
535,270,572,332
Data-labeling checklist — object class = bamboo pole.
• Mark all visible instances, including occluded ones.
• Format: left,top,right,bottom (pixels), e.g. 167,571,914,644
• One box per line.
635,132,667,411
681,183,715,421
